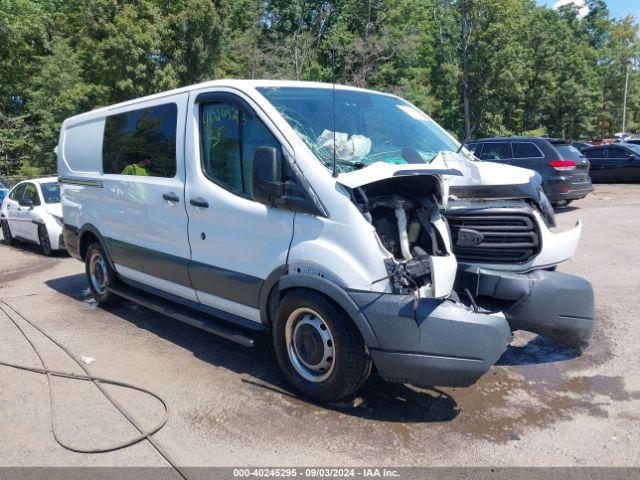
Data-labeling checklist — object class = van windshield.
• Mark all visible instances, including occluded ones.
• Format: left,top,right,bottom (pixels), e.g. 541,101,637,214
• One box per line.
257,87,460,173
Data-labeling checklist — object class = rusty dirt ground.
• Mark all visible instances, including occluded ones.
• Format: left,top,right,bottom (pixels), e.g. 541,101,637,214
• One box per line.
0,184,639,467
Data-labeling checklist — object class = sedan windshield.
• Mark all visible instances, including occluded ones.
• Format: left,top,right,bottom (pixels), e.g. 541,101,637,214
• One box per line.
257,87,460,173
41,182,60,204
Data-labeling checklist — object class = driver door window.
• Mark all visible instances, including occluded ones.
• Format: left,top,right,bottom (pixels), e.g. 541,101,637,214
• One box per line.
200,102,283,198
23,183,41,206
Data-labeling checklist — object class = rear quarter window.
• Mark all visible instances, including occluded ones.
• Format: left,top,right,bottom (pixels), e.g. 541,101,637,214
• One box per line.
555,144,585,161
102,103,178,177
513,142,543,158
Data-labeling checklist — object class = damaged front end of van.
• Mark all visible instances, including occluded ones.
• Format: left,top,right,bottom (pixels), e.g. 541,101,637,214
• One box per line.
327,163,514,388
331,160,593,388
260,84,594,392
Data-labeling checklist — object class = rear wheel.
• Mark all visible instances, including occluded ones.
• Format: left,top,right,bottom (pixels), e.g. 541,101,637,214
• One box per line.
273,289,371,402
85,242,119,305
38,225,53,256
1,220,15,246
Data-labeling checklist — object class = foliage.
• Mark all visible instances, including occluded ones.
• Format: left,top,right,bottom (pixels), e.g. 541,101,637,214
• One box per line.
0,0,639,174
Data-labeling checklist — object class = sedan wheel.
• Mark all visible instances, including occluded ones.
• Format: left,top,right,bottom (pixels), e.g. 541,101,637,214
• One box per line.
1,220,15,246
38,225,53,256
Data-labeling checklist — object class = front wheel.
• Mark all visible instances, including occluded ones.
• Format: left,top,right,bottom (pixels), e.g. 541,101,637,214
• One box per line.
85,242,119,305
273,289,372,402
1,220,15,246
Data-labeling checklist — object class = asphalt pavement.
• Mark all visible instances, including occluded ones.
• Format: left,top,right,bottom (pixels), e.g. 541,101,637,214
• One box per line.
0,184,639,468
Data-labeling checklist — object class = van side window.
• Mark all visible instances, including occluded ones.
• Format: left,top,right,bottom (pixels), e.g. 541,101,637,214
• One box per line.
200,102,282,198
23,183,41,206
102,103,177,178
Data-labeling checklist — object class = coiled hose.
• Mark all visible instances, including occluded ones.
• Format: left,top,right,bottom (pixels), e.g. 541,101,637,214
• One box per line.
0,298,188,479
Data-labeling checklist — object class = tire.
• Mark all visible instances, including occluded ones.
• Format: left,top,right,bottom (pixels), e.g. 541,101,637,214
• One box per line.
85,242,119,305
38,224,53,256
273,289,372,402
1,220,15,246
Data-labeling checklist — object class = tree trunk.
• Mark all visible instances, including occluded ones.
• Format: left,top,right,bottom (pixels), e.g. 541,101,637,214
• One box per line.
460,0,471,138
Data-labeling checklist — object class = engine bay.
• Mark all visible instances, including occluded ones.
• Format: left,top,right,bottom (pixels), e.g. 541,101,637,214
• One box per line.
350,175,452,296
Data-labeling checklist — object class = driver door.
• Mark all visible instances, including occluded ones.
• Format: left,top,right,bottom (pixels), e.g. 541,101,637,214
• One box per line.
19,182,42,242
184,90,295,324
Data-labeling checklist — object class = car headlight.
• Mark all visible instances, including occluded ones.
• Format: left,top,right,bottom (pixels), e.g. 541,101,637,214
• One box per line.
54,215,64,227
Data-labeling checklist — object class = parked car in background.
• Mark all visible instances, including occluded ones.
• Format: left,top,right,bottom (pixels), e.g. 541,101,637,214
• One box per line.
0,177,64,255
465,137,593,206
0,181,9,206
582,143,640,182
572,140,592,151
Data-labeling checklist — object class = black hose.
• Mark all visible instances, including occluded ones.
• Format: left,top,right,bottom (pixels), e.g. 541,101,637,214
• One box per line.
0,299,189,480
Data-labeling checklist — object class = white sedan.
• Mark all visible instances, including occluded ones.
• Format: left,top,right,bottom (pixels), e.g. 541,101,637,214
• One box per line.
0,177,64,255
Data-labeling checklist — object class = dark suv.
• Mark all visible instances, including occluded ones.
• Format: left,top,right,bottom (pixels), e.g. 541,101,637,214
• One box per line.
465,137,593,206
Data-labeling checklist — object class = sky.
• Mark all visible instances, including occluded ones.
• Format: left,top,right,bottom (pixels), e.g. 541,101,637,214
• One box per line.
536,0,640,20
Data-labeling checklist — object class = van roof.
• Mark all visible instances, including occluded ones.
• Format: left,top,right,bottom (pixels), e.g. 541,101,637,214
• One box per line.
62,80,389,125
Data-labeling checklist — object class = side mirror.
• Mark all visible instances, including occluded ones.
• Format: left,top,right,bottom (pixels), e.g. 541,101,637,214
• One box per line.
251,146,284,205
19,198,33,208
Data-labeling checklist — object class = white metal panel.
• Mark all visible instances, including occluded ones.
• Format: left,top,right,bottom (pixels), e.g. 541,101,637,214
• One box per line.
61,119,105,175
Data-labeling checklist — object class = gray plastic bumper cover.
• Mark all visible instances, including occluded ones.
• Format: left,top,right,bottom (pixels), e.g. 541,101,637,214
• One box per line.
347,291,512,388
455,267,595,351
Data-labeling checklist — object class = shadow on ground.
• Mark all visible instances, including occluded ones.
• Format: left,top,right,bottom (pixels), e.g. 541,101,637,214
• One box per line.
46,273,461,423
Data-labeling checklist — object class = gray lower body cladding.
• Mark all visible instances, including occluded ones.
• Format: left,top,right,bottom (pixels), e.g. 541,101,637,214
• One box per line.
347,291,512,388
456,266,595,351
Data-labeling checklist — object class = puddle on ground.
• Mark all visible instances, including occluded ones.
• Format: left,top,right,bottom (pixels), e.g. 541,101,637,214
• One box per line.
241,306,639,444
441,320,640,442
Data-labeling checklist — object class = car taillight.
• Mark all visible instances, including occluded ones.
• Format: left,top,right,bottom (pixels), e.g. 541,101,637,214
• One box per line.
550,159,576,171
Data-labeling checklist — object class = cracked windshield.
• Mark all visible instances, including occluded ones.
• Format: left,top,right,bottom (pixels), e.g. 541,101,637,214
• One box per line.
257,87,461,173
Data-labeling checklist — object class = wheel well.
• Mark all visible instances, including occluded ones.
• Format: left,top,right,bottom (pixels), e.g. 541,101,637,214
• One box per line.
275,286,349,325
79,231,99,261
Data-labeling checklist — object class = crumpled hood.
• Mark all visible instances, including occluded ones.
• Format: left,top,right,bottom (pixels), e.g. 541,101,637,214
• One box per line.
337,162,462,208
44,202,63,218
429,151,536,187
337,161,462,189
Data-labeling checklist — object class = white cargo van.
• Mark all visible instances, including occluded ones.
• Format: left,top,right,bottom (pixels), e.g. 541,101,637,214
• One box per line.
58,80,594,401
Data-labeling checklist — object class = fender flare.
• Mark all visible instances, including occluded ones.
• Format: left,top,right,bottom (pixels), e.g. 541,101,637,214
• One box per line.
278,273,380,348
77,224,116,270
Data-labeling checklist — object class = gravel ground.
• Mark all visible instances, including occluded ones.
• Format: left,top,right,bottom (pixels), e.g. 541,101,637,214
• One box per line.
0,184,639,468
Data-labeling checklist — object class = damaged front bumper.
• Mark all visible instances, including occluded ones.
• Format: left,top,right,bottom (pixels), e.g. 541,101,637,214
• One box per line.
456,266,595,351
347,291,512,388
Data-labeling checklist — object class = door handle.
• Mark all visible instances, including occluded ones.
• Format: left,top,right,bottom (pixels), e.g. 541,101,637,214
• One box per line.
190,197,209,208
162,192,180,203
